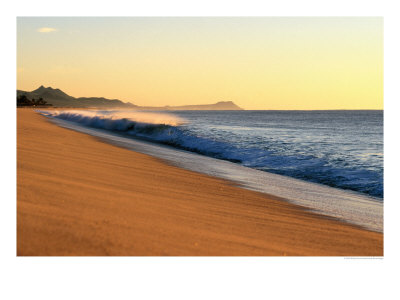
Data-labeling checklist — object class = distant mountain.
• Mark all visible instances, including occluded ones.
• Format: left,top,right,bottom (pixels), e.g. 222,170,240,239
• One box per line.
17,86,137,108
16,86,243,110
139,101,243,111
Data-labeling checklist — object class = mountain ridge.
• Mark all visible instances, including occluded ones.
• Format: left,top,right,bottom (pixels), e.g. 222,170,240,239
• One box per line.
18,86,136,108
138,100,242,111
17,86,243,110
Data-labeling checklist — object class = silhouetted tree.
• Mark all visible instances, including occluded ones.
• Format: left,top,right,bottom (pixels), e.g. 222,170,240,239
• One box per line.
36,97,48,105
17,95,32,106
17,95,52,107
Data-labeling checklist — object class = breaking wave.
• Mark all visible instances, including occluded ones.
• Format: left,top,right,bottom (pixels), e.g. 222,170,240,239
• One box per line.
37,109,241,161
37,109,383,198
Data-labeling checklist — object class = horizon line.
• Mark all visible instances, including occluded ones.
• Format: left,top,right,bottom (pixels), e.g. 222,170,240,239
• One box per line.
17,85,383,111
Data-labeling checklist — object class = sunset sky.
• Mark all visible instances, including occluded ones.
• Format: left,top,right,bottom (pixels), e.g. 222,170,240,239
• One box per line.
17,17,383,110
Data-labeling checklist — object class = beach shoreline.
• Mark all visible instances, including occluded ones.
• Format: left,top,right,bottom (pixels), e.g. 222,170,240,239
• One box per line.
17,108,383,256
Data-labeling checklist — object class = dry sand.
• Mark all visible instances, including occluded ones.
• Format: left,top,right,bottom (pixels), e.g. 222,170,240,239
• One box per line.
17,108,383,256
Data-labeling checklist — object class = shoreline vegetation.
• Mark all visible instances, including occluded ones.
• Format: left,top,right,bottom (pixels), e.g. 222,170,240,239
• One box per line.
17,108,383,256
17,94,52,107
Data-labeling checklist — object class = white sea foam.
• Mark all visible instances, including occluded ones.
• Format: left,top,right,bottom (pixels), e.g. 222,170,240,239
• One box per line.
36,109,384,198
39,112,383,233
37,109,185,126
37,109,238,160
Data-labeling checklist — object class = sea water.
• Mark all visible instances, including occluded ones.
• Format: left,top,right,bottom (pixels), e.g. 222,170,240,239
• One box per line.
38,109,383,232
174,110,383,198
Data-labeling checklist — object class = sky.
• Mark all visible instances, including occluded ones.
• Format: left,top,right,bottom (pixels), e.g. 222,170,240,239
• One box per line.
17,17,383,110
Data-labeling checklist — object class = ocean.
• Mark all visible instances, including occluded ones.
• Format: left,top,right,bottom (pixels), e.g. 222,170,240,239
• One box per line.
174,110,384,199
38,109,383,232
41,109,383,198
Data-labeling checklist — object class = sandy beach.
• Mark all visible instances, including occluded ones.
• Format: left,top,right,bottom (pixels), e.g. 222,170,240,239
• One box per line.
17,108,383,256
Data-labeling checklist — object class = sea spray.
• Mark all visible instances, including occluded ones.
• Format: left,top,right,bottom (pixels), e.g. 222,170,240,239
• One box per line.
37,109,383,198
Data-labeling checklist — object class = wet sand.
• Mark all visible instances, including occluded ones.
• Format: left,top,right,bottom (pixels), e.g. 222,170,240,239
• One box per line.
17,108,383,256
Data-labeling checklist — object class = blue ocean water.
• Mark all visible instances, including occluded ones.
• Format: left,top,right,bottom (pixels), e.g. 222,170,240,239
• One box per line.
41,109,383,199
173,110,383,198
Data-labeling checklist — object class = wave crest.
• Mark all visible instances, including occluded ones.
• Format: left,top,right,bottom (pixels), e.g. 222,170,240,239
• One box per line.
37,109,383,198
37,109,240,160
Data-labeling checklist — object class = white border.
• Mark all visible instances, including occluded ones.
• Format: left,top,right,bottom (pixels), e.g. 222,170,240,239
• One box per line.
2,1,399,299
